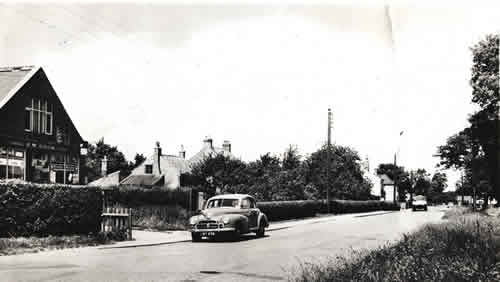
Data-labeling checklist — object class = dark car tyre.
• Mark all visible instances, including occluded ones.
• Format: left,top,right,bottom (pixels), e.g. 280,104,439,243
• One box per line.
256,222,265,238
191,232,201,242
232,225,241,242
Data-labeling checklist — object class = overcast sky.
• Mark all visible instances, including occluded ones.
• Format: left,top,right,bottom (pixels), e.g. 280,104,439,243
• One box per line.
1,1,499,191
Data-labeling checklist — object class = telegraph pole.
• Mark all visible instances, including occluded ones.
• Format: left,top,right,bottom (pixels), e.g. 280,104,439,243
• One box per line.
327,108,332,213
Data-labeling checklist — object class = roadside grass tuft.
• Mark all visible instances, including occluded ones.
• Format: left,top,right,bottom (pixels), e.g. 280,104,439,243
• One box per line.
289,209,500,282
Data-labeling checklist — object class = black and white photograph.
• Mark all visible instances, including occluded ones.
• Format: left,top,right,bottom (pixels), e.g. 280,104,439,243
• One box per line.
0,0,499,281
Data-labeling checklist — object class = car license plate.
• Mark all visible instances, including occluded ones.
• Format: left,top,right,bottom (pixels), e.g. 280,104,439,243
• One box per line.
201,232,215,237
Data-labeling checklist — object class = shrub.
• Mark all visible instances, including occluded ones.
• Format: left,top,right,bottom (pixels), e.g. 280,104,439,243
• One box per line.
131,205,191,230
0,184,102,237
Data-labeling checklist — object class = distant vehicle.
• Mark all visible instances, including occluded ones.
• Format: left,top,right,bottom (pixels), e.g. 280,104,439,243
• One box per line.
412,195,428,211
189,194,269,242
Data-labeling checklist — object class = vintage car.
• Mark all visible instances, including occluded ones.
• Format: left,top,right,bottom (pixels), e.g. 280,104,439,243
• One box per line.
412,195,428,211
189,194,269,242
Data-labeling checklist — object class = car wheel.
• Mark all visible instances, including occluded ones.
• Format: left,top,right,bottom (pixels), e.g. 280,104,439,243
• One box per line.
256,223,265,238
191,232,201,242
232,225,241,242
412,208,416,212
424,206,428,211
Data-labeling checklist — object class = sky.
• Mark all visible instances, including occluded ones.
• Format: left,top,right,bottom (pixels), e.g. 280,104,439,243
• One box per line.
1,1,499,192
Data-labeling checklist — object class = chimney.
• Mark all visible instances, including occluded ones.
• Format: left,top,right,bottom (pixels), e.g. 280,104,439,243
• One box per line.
179,145,186,159
222,140,231,153
153,141,162,175
203,136,213,149
101,156,108,177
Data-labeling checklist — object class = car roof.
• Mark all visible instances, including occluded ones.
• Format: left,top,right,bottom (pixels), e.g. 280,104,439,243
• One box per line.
207,194,254,201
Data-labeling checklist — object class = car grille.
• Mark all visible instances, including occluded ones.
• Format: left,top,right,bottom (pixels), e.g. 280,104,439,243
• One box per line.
196,220,219,229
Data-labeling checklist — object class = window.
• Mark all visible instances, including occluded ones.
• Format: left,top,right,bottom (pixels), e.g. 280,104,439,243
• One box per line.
241,198,251,209
206,199,239,209
145,164,153,174
25,98,53,135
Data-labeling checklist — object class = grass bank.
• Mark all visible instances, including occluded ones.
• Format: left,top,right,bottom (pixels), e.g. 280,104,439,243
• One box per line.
0,231,127,256
290,207,500,282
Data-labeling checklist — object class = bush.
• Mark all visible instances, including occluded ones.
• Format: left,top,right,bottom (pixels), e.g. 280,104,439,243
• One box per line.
0,184,102,237
258,199,399,221
290,212,500,282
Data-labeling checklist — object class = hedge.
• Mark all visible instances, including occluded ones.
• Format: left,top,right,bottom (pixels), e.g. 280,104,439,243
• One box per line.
258,199,400,221
0,184,102,237
104,186,195,208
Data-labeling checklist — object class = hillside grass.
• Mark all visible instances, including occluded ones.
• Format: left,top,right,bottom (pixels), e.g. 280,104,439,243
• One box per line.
290,208,500,282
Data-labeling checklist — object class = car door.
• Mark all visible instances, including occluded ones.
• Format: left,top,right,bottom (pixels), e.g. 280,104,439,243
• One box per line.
241,198,258,229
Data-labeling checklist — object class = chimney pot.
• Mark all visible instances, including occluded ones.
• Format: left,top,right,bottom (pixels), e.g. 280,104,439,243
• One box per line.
203,136,213,149
222,140,231,153
153,142,162,175
179,145,186,159
101,156,108,177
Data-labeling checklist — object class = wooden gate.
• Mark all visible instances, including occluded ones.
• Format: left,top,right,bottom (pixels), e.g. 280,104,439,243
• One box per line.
101,206,132,239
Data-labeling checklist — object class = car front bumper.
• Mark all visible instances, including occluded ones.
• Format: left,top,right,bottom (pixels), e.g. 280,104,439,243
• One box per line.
191,227,236,237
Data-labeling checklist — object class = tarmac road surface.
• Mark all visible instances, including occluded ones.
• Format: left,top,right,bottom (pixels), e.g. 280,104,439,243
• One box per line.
0,207,445,282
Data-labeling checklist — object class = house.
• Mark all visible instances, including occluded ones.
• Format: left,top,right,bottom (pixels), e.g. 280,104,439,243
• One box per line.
119,137,233,189
0,66,86,184
378,173,398,202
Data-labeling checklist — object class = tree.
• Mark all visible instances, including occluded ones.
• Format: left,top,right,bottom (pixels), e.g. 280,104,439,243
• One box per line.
305,145,372,200
428,172,448,203
438,34,499,203
413,169,431,196
282,145,301,170
85,138,131,182
183,154,247,197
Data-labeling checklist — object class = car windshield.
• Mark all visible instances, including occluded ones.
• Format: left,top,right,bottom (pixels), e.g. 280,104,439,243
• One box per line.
205,199,239,209
414,195,426,201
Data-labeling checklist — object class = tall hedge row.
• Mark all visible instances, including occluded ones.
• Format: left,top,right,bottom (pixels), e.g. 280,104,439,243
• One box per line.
104,186,195,208
0,184,102,237
258,199,400,221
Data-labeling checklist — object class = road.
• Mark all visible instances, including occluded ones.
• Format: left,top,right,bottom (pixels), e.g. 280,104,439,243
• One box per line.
0,207,445,282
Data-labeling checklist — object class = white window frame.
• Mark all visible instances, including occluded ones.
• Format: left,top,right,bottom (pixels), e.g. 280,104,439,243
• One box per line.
25,99,53,135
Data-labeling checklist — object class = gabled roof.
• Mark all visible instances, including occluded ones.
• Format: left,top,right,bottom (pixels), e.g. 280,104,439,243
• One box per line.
88,170,121,187
188,145,232,166
120,174,164,186
0,65,84,143
0,66,39,110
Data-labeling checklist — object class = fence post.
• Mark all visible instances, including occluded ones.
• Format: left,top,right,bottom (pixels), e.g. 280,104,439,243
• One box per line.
128,208,132,239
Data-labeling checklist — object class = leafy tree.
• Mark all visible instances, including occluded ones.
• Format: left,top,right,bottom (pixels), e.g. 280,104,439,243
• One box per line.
413,169,431,196
282,145,302,170
305,145,372,200
85,138,131,182
438,34,499,202
428,172,448,203
183,154,247,197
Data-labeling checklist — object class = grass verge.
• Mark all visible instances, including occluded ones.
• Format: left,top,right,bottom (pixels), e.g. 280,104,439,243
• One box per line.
0,231,127,256
290,208,500,282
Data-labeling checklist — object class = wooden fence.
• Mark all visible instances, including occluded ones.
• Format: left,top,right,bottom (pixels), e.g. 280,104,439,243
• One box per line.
101,206,132,239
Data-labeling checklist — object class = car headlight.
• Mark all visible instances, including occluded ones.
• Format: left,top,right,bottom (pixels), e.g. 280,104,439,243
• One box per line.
189,217,197,225
222,217,230,224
